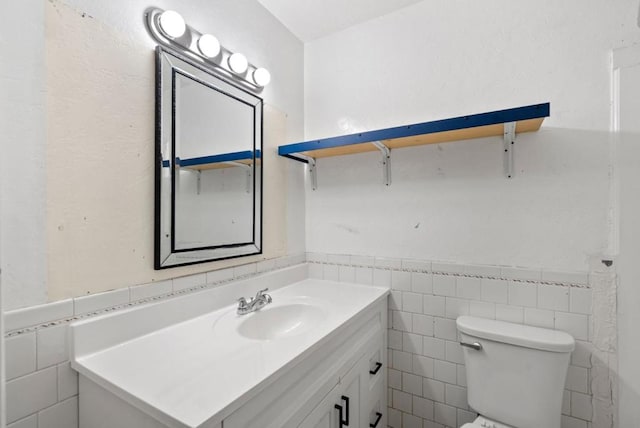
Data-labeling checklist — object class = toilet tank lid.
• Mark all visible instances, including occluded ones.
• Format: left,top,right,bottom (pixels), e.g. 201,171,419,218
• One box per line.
456,316,575,353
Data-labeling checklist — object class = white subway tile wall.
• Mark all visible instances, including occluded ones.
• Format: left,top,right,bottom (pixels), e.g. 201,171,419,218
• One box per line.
3,253,306,428
4,253,602,428
37,398,78,428
233,262,258,278
73,288,130,315
307,253,597,428
5,300,74,333
171,273,207,292
5,333,36,381
129,279,173,302
6,367,58,424
36,325,68,370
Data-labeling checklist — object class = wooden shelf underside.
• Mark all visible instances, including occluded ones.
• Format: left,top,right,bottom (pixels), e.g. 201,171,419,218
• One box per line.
301,118,543,159
278,103,549,161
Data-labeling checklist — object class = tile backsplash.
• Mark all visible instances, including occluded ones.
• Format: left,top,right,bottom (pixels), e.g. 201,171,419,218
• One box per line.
307,253,612,428
4,252,614,428
3,253,305,427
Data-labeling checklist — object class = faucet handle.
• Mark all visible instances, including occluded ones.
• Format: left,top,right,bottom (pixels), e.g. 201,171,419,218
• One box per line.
255,288,272,303
237,297,249,308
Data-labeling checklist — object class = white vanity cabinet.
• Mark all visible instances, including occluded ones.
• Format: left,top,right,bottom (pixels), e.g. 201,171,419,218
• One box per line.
71,274,389,428
223,301,387,428
298,338,386,428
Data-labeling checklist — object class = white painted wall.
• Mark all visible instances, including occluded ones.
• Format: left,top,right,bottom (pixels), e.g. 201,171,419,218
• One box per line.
0,255,3,428
1,0,305,308
0,1,48,421
304,0,640,272
614,44,640,428
0,124,4,427
0,296,3,428
0,0,48,310
60,0,304,144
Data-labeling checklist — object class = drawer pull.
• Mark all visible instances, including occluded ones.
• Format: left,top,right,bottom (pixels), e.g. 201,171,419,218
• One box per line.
334,395,350,427
370,412,383,427
369,362,383,375
334,404,344,427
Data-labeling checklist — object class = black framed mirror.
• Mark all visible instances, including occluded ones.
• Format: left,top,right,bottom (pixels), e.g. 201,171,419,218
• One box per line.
155,47,262,269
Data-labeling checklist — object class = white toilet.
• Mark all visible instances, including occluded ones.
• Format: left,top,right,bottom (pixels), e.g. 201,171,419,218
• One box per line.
456,316,575,428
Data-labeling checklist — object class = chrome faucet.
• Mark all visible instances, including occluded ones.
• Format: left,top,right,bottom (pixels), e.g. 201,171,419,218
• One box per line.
237,288,272,315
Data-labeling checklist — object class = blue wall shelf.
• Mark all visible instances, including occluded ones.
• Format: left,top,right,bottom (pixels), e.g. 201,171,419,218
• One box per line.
162,150,261,170
163,150,261,194
278,103,550,188
181,149,261,170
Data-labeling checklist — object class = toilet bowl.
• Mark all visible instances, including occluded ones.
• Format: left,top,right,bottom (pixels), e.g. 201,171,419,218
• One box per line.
456,316,574,428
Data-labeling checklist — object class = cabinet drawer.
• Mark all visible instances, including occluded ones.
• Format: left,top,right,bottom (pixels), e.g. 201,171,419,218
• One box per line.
366,333,385,391
364,333,386,428
366,376,386,428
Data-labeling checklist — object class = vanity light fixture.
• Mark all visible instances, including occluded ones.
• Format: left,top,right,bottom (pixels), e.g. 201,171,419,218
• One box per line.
252,68,271,86
197,34,221,58
228,53,249,74
158,10,186,39
145,7,271,90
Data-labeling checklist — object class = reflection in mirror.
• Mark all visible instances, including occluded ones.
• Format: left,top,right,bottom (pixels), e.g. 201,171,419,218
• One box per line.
155,47,262,268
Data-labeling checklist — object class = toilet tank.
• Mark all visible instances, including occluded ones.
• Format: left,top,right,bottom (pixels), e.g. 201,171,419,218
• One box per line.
457,316,575,428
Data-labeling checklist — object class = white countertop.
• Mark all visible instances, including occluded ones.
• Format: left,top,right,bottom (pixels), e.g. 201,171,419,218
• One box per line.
71,278,388,428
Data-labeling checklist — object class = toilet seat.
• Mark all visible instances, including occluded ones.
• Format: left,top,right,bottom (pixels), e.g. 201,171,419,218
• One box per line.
461,416,513,428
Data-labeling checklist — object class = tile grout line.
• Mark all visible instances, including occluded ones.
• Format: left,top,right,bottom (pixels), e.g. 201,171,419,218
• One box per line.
5,255,590,338
4,261,307,338
308,260,591,288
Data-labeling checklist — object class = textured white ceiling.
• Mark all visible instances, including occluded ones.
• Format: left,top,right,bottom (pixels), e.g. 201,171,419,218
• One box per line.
256,0,424,42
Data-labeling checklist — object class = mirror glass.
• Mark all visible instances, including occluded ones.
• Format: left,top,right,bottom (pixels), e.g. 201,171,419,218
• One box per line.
155,47,262,268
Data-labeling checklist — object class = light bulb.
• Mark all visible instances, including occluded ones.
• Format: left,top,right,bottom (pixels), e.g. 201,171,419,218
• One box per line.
228,53,248,74
252,68,271,86
158,10,186,39
198,34,220,58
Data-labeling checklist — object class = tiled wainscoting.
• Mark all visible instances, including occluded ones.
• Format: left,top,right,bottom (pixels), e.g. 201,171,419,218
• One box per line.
3,254,306,428
307,253,616,428
4,253,616,428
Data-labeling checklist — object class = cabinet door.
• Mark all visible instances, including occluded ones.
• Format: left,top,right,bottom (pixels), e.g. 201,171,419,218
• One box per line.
299,355,365,428
339,357,362,428
298,387,340,428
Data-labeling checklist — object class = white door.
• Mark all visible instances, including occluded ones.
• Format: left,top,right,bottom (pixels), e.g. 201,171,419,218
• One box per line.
614,44,640,428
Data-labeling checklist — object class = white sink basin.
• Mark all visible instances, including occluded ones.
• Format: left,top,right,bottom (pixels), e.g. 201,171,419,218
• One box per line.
212,298,327,341
237,303,325,340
